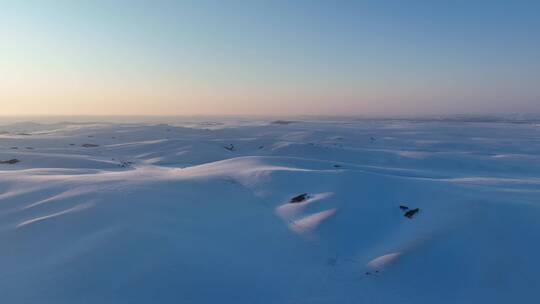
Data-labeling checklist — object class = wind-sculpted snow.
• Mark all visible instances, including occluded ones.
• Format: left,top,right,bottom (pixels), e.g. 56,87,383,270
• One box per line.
0,119,539,303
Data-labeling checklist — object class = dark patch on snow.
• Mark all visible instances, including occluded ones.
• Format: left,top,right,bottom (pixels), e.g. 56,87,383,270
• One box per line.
271,120,296,125
290,193,309,203
81,144,99,148
118,161,133,168
0,159,20,164
404,208,420,219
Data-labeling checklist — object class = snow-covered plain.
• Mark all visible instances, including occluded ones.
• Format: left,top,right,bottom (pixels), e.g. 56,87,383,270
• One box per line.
1,117,539,303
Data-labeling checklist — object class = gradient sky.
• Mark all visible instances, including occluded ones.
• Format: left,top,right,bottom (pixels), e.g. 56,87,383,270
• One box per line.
2,0,539,116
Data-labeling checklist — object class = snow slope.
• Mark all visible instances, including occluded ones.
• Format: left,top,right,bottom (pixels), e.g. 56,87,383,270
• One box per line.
0,118,539,303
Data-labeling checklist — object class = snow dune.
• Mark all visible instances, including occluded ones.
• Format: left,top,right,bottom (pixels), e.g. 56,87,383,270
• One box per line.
0,119,539,303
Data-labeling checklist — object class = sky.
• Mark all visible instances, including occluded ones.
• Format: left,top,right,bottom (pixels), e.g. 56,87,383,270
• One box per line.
1,0,539,116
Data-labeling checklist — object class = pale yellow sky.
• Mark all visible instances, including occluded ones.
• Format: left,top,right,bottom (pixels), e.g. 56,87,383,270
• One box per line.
2,1,539,116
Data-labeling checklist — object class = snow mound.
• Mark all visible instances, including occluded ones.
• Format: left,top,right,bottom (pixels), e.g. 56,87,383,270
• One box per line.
366,252,403,270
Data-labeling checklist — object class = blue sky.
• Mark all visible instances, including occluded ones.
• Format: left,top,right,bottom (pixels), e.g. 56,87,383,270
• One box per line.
2,0,539,115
